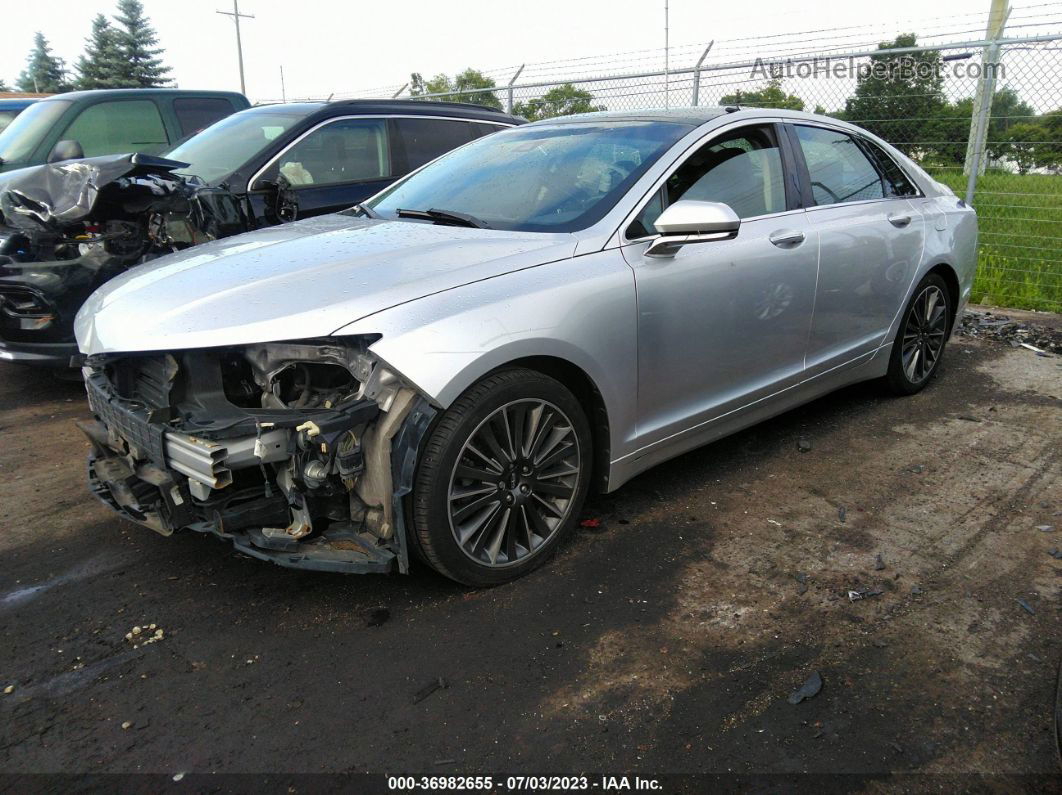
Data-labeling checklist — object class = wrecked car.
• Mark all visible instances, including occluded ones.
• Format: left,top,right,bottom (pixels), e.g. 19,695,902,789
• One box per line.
0,100,521,366
75,108,978,585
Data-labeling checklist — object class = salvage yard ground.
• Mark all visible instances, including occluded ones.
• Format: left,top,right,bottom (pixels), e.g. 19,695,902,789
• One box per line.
0,328,1059,778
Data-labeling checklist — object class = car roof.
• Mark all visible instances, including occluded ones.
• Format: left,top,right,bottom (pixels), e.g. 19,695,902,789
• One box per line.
245,98,523,125
36,89,247,103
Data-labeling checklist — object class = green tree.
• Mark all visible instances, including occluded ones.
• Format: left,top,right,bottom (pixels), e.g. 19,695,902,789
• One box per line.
1004,122,1045,175
0,78,9,92
76,14,125,89
113,0,172,87
16,32,70,93
924,87,1037,165
844,34,945,152
719,79,804,111
513,84,604,120
409,68,501,110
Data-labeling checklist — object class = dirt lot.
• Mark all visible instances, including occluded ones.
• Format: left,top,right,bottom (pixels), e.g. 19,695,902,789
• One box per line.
0,332,1059,782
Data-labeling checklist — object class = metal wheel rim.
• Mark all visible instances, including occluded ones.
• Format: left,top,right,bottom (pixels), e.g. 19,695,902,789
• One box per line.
447,399,581,568
901,284,948,384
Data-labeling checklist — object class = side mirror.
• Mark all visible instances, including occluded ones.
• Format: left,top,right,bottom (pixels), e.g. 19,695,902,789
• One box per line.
645,200,740,258
48,139,84,164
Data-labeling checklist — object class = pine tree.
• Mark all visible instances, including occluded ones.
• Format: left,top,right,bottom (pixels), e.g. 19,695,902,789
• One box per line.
16,32,70,93
76,14,124,89
0,79,10,93
113,0,172,87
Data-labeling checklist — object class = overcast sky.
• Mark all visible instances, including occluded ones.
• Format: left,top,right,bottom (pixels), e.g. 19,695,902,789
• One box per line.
2,0,1058,102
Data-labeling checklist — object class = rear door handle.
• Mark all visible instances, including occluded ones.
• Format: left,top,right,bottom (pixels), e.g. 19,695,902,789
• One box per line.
769,230,805,247
888,213,912,227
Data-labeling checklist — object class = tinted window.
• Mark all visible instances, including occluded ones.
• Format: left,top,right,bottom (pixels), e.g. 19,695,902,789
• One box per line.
272,118,390,187
794,125,885,206
367,121,688,233
471,121,507,139
393,118,474,171
629,124,786,237
859,138,918,197
174,97,236,138
0,111,18,134
62,100,169,157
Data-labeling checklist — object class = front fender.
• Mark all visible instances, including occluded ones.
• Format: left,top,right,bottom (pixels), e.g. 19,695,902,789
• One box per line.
333,251,641,462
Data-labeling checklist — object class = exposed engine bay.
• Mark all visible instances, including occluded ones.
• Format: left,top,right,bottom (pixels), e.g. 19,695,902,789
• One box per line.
0,154,253,362
78,338,436,573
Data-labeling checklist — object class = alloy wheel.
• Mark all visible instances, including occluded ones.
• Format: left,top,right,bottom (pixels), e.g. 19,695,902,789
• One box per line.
447,399,581,567
901,284,948,384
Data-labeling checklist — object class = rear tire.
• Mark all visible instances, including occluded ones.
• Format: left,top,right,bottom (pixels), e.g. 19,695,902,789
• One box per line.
410,368,592,586
885,272,951,395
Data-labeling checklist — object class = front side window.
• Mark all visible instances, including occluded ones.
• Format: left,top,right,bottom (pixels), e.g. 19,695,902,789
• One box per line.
271,118,390,187
367,121,690,233
0,110,18,134
629,124,787,238
62,100,169,157
794,125,886,206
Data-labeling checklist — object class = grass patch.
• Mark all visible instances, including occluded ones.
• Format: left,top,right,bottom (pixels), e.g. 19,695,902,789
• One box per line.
928,168,1061,312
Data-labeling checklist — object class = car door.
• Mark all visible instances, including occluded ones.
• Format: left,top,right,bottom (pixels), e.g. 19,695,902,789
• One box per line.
619,122,818,449
787,123,925,375
253,117,395,218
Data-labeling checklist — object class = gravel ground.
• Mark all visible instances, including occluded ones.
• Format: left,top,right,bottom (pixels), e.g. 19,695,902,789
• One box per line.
0,329,1059,783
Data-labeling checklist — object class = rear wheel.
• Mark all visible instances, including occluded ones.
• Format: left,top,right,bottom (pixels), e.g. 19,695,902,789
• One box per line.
885,273,951,395
411,368,592,586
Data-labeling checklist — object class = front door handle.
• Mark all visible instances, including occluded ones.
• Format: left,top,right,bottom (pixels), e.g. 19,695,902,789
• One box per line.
769,229,805,247
888,213,912,227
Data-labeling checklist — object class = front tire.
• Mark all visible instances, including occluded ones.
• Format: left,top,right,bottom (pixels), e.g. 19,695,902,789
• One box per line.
411,368,592,586
885,272,951,395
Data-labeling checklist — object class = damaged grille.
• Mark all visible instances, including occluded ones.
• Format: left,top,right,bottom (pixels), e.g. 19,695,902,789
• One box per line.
85,374,167,465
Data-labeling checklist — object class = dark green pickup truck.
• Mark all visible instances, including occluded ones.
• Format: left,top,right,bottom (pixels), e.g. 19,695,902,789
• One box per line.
0,88,249,173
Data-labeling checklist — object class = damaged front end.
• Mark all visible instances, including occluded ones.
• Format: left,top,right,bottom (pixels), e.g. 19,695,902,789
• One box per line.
0,154,247,365
79,338,435,574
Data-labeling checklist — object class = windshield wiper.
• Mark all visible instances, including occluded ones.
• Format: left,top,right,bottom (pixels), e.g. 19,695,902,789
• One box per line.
396,207,490,229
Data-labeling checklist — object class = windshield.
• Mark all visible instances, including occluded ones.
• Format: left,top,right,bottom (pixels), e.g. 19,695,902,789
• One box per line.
0,100,71,166
166,109,308,183
367,121,690,232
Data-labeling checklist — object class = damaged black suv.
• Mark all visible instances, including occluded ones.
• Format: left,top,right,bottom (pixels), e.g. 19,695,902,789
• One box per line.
0,100,520,367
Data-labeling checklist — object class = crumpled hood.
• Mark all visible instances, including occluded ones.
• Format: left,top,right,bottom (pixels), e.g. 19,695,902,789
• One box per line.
76,213,575,355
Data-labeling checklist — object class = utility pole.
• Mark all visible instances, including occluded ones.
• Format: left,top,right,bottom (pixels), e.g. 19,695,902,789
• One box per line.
217,1,255,95
963,0,1010,204
280,65,286,102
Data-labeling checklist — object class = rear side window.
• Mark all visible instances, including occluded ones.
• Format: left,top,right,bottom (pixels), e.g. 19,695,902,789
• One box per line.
61,100,169,156
392,118,475,171
858,138,918,198
794,125,885,206
174,97,236,138
471,122,507,139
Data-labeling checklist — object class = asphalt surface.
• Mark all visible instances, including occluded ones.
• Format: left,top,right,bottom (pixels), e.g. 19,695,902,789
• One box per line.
0,333,1059,782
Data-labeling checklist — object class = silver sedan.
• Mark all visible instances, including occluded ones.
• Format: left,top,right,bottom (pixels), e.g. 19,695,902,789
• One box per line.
75,107,977,585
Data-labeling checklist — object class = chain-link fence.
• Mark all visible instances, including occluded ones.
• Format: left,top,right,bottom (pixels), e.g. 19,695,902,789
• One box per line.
275,22,1062,313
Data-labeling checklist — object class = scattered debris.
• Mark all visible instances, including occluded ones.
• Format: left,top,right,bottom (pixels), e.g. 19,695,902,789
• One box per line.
3,684,13,695
172,773,185,782
767,519,782,527
795,572,809,595
1036,525,1055,533
957,309,1062,354
787,671,823,704
957,415,981,423
849,588,884,602
121,721,132,730
838,506,847,523
125,623,164,648
579,518,601,528
1049,548,1062,560
366,607,391,628
1017,598,1036,616
909,465,925,474
413,676,449,704
434,759,456,766
911,585,924,595
797,438,812,453
874,554,886,571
